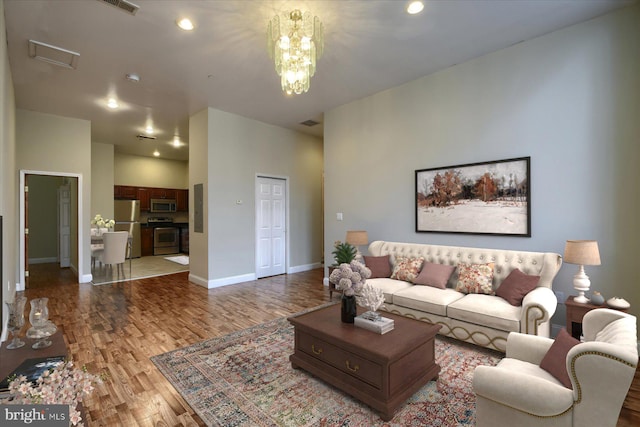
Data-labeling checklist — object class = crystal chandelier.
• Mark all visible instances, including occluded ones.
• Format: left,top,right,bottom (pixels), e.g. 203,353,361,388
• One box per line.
267,9,324,95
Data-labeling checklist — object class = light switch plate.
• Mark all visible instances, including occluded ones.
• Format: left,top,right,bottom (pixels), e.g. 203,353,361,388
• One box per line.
336,212,343,221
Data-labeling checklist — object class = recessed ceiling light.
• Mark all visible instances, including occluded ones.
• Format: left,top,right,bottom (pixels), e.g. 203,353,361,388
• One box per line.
107,98,119,109
172,136,181,147
407,1,424,15
176,18,195,31
145,125,154,135
125,73,140,83
153,149,160,157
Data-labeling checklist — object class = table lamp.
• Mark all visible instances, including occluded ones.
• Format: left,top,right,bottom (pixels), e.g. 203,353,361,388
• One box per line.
346,230,368,262
563,240,601,304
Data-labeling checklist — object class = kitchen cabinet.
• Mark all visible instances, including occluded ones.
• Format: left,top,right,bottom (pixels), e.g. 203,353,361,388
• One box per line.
176,189,188,212
114,185,137,200
137,188,150,211
114,186,187,212
141,227,154,257
149,188,177,199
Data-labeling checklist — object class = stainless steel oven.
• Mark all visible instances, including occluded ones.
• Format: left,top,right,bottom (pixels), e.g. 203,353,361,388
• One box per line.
153,227,179,255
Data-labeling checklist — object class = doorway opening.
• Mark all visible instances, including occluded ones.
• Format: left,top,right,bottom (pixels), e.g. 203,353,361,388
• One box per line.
19,171,85,291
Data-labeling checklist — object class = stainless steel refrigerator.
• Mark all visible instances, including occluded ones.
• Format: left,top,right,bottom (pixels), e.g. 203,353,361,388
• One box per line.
114,199,141,258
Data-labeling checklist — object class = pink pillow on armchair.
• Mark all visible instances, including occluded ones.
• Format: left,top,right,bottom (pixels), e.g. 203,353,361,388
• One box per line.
540,328,580,389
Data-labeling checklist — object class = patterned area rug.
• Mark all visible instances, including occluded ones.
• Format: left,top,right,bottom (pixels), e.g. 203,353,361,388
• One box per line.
151,309,502,426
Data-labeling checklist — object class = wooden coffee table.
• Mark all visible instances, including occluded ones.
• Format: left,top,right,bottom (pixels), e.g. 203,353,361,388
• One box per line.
288,304,441,421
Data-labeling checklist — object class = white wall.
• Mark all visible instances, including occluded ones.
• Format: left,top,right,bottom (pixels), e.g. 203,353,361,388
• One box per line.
324,6,640,322
188,109,211,285
16,109,92,283
114,153,188,189
91,142,114,221
1,0,18,339
189,107,323,287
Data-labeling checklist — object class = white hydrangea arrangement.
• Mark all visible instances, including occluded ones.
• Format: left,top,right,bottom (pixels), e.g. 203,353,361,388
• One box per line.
91,214,115,229
329,260,371,296
1,360,103,426
357,282,385,314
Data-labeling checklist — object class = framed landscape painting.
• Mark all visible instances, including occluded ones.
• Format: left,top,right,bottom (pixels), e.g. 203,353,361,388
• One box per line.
415,157,531,236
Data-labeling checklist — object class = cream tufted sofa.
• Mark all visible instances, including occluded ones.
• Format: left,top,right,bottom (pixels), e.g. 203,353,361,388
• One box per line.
368,241,563,352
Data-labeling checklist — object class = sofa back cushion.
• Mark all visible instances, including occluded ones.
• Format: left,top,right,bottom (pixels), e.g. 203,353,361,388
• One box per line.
368,240,562,290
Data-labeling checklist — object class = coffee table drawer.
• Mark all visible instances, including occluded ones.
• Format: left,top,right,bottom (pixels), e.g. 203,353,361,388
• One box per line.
298,332,382,389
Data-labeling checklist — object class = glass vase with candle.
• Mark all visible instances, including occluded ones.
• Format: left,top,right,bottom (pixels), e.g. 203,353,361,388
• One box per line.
27,297,56,349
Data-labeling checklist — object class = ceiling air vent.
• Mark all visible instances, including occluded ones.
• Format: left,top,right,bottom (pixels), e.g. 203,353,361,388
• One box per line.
300,119,320,127
28,40,80,69
136,134,156,141
97,0,139,15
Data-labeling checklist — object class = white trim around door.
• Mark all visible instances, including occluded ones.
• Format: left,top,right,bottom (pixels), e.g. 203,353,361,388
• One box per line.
19,170,88,291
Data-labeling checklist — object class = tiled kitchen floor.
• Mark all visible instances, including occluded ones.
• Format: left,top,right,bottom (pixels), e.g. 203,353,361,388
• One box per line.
91,254,189,285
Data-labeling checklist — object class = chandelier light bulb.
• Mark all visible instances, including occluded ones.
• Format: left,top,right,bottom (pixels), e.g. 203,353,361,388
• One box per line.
267,9,324,95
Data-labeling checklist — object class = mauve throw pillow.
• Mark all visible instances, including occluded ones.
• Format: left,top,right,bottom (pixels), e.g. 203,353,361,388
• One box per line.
413,262,455,289
495,268,540,306
540,328,580,389
364,255,392,279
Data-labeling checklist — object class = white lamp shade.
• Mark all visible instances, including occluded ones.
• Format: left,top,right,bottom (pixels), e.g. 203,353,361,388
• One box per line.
563,240,601,266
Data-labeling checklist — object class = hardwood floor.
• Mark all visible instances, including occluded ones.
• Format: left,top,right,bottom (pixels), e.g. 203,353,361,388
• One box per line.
11,266,640,426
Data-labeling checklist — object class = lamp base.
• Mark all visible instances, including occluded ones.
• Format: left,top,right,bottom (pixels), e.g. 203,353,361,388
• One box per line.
573,265,591,304
573,293,590,304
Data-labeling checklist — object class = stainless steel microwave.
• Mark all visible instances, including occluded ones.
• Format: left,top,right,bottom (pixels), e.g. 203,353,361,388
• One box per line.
150,198,177,213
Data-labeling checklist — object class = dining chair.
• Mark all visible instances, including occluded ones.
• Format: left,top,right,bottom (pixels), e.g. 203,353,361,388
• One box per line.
99,231,129,277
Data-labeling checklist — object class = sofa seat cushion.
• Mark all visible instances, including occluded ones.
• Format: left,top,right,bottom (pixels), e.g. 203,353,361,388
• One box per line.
392,286,465,317
366,278,414,304
448,294,520,332
496,358,563,386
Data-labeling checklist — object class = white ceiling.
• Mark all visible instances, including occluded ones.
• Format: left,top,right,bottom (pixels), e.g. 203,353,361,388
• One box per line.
3,0,635,161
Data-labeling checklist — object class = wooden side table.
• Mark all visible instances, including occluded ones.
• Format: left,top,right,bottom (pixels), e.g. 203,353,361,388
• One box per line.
0,330,67,380
565,295,629,339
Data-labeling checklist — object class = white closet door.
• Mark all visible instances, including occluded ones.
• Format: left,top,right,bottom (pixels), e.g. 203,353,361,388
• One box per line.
256,177,286,278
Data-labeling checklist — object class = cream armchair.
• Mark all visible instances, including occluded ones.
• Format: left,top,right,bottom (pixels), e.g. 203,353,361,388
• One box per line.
473,308,638,427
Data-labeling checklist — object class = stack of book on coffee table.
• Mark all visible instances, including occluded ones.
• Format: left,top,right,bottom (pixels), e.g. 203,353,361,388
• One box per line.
354,313,395,334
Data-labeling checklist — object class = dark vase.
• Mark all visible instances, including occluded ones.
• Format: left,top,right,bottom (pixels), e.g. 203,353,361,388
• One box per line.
341,294,357,323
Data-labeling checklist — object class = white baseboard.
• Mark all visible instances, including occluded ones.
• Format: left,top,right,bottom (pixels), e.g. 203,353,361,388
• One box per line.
288,262,322,274
29,257,57,264
189,272,256,289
